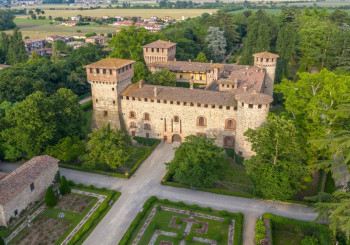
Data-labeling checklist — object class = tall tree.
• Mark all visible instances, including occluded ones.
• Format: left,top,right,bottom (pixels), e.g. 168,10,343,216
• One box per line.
131,61,150,83
194,52,208,63
6,28,28,65
243,115,307,200
0,32,9,63
148,70,176,86
205,27,227,60
166,135,223,188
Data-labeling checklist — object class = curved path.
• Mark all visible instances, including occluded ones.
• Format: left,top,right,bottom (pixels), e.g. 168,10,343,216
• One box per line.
0,142,317,245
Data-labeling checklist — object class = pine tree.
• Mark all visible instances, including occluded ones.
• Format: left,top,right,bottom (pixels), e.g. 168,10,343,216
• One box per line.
194,52,208,63
45,186,57,207
6,28,27,65
59,176,71,195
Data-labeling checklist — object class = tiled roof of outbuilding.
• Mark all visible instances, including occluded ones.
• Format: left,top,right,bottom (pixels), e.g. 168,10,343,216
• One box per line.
121,83,237,106
0,155,59,206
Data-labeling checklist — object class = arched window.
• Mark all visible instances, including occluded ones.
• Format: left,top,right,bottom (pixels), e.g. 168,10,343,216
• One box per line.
225,119,236,130
129,111,136,118
130,122,136,128
174,116,179,123
144,112,150,121
197,116,206,126
144,123,151,130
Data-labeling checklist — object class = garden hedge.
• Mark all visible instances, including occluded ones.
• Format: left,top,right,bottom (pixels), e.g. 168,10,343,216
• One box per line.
119,196,243,245
262,213,333,245
66,181,121,245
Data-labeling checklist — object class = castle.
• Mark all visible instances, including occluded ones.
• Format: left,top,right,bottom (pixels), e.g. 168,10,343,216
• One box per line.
84,40,278,158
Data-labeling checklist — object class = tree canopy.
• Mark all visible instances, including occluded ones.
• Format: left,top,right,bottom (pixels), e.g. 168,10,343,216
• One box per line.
149,70,176,86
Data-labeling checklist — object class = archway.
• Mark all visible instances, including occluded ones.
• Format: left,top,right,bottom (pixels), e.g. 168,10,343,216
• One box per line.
172,134,182,142
224,136,234,148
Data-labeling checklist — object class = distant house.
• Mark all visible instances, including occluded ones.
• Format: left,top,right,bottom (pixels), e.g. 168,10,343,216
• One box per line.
72,34,86,40
85,35,108,45
62,21,78,26
113,20,134,27
162,16,172,22
137,23,165,33
67,41,88,49
115,16,123,22
102,15,110,20
24,38,46,53
0,155,59,227
45,35,63,43
71,16,81,21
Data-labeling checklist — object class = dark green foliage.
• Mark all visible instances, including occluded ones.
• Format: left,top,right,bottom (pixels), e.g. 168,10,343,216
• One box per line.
166,135,223,188
156,205,161,211
176,233,183,240
255,219,266,244
324,172,336,194
301,236,319,245
225,148,244,165
59,176,71,195
0,10,16,31
131,61,150,83
45,186,57,207
81,100,93,111
175,218,182,225
185,234,193,242
132,136,159,147
223,217,231,225
215,234,223,242
6,28,28,65
46,136,86,162
148,70,176,86
220,210,230,217
54,171,60,184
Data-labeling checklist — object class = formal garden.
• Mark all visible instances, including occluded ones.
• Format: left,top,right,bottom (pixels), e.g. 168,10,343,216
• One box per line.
255,213,333,245
1,176,120,245
119,197,243,245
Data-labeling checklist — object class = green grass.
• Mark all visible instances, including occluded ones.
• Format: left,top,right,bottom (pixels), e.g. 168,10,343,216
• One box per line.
123,146,149,170
273,230,304,245
324,172,336,194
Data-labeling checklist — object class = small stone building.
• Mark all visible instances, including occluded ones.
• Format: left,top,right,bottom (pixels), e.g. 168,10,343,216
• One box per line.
0,155,59,227
143,40,176,65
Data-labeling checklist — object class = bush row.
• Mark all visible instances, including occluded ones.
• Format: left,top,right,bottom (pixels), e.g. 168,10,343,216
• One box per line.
225,148,244,165
80,100,93,111
127,138,160,178
119,196,243,245
255,219,266,245
132,136,160,147
66,181,121,245
262,213,332,245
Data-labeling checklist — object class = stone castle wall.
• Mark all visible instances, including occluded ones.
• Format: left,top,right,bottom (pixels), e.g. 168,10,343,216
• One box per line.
0,163,58,226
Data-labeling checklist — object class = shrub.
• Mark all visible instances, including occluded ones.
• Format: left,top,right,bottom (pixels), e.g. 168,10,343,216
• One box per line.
195,223,202,229
204,207,212,212
223,217,231,225
255,219,266,244
220,210,230,217
81,100,92,111
59,176,71,195
54,171,60,183
45,186,57,207
177,201,185,206
156,205,161,211
215,234,223,242
301,236,319,245
185,234,193,242
175,218,182,225
68,180,76,186
191,204,199,209
225,148,244,165
0,236,4,245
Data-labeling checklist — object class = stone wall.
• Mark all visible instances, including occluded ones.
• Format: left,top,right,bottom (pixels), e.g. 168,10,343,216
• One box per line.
120,93,238,148
143,46,176,64
0,206,5,227
0,163,58,226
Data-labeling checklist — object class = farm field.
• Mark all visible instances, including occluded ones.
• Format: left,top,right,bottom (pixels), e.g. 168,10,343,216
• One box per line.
14,8,217,20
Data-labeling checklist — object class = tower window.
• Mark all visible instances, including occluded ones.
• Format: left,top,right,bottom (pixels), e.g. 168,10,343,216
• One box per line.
104,111,108,117
96,68,100,74
144,113,150,121
112,88,115,91
226,106,230,110
266,58,269,62
197,103,201,107
249,104,253,108
197,116,206,126
110,69,113,74
260,58,263,62
225,119,236,130
177,101,180,105
144,123,151,130
30,183,35,191
103,69,106,74
130,122,136,128
211,105,215,108
96,99,98,103
113,100,115,105
258,104,262,109
129,111,136,118
174,116,179,122
219,105,222,109
90,68,93,73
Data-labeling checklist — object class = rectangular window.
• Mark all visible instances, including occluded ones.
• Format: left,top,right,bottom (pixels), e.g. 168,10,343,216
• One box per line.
258,104,262,109
211,105,215,108
96,68,100,74
138,98,141,101
144,98,148,102
234,106,237,110
113,100,115,105
170,101,173,104
118,69,121,74
249,104,253,108
132,97,135,101
177,101,180,105
103,69,106,74
110,69,113,74
14,209,18,216
30,183,35,191
190,102,194,107
197,103,201,107
132,131,136,136
239,151,243,156
163,100,167,104
242,103,244,106
226,106,230,110
219,105,222,109
184,102,187,106
151,99,154,102
146,133,150,138
157,99,160,103
104,111,108,117
126,96,129,100
112,88,115,91
90,68,93,73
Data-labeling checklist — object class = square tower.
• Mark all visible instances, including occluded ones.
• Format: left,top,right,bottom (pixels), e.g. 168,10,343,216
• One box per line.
84,58,135,130
143,40,176,65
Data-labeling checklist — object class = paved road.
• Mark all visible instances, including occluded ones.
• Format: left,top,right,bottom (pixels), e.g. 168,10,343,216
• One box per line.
79,96,92,105
0,142,317,245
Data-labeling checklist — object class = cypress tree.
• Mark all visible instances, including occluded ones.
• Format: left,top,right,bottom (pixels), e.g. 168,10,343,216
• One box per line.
59,176,71,195
6,28,28,65
45,186,57,207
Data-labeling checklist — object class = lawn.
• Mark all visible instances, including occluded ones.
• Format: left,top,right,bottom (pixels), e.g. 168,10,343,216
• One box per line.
273,230,304,245
9,192,97,245
125,201,240,245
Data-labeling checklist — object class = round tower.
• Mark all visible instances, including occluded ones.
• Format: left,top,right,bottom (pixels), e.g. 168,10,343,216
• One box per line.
253,51,279,97
235,92,273,158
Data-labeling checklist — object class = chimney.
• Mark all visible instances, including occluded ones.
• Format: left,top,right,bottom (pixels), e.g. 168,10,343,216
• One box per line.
243,85,247,92
154,87,157,97
138,80,143,88
190,80,194,90
210,60,213,64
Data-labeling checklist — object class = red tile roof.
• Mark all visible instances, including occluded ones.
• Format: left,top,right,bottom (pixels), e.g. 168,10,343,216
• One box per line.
143,40,176,49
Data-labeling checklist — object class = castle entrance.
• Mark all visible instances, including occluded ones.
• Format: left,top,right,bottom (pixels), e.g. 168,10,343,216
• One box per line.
172,134,182,142
224,136,234,148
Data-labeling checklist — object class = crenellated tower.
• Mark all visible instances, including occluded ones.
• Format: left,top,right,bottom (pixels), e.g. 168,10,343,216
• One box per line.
235,92,273,158
84,58,135,130
253,51,279,97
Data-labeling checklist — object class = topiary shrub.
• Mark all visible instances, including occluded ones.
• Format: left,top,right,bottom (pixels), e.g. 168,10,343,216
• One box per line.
156,205,162,211
301,236,319,245
59,176,71,195
175,218,182,225
223,217,231,225
54,171,61,184
215,234,223,242
185,234,193,242
45,186,57,207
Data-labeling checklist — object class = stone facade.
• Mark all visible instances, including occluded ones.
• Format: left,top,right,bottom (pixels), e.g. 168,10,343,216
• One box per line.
86,42,278,158
143,40,176,65
0,156,59,227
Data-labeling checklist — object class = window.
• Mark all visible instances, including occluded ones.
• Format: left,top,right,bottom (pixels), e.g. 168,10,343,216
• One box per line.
200,76,202,80
242,103,244,106
157,99,160,103
196,133,206,138
227,85,229,88
191,76,194,80
132,131,136,136
239,151,243,156
30,183,35,191
249,104,253,108
170,101,173,104
113,100,115,105
144,98,148,102
197,116,206,126
226,106,230,110
132,97,135,101
163,100,167,104
96,99,98,103
266,58,269,62
104,111,108,117
130,122,136,128
112,88,115,91
197,103,201,107
184,102,187,106
110,69,113,74
103,69,106,74
14,209,18,216
204,104,208,108
146,133,150,138
234,106,237,111
90,68,93,73
118,69,121,74
180,75,183,79
225,119,236,130
190,102,194,107
152,48,154,52
258,104,262,109
222,84,224,87
96,68,100,74
144,113,150,121
211,105,215,108
219,105,223,109
144,123,151,130
126,96,129,100
177,101,180,105
174,116,179,123
129,111,136,118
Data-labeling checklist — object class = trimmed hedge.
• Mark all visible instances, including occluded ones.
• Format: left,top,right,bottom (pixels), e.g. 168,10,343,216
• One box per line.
255,219,266,244
225,148,244,165
119,196,243,245
66,181,121,245
262,213,333,245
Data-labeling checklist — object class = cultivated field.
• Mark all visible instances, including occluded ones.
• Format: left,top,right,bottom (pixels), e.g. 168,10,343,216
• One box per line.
14,8,217,20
